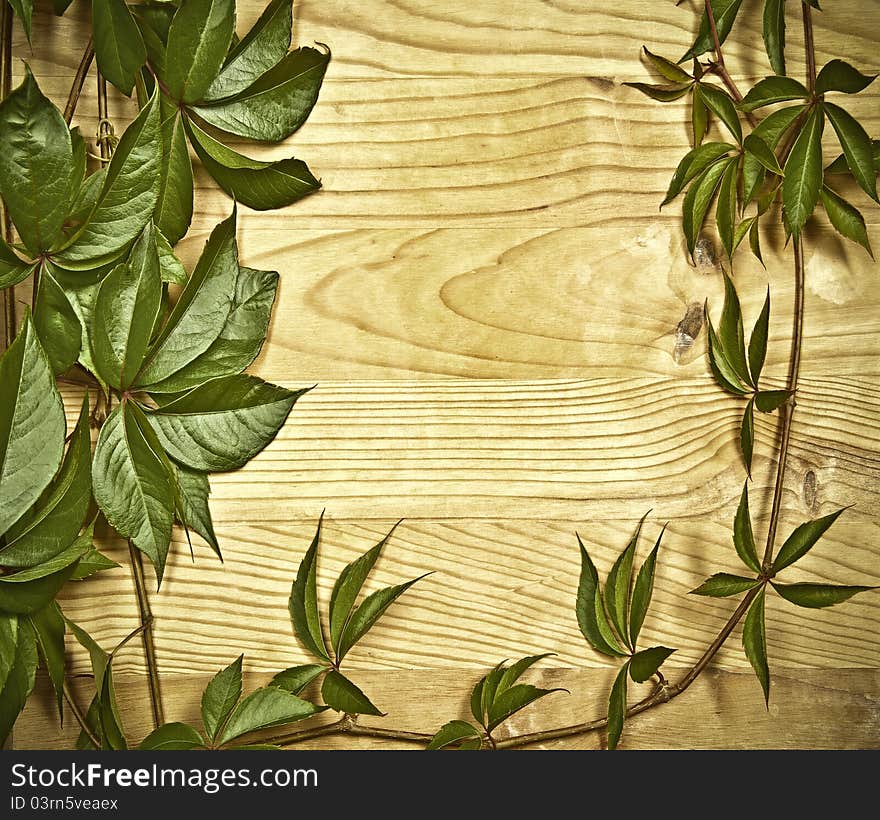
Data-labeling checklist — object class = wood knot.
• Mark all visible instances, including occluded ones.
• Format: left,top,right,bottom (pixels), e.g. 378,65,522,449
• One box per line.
803,469,818,512
673,302,704,364
693,236,719,274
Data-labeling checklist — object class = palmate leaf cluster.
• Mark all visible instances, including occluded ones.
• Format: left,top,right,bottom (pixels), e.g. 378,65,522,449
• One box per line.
0,0,328,746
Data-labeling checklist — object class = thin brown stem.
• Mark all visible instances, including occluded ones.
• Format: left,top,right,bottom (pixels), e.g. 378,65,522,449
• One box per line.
129,544,165,728
96,73,112,167
63,679,101,749
64,38,95,126
1,0,15,348
269,718,348,748
268,715,434,749
803,3,817,95
703,0,758,127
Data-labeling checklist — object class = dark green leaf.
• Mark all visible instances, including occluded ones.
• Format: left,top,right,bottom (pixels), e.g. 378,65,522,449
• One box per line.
733,216,756,253
496,653,554,697
740,76,809,112
0,618,37,746
815,60,877,95
629,525,664,647
705,305,748,395
163,0,236,104
748,289,770,385
743,105,805,203
692,84,708,147
427,720,482,750
820,186,873,257
185,117,321,210
28,601,66,720
749,218,764,265
662,142,735,208
192,46,330,142
174,465,220,556
92,402,174,582
783,105,824,236
486,683,566,732
823,102,878,203
607,661,629,751
135,211,238,387
1,396,90,567
720,274,752,387
139,722,205,750
0,67,75,255
744,133,783,176
762,0,786,76
684,158,731,258
629,646,676,683
8,0,33,43
742,588,770,705
771,582,876,608
92,0,148,96
70,547,120,580
204,0,293,101
575,534,626,657
201,654,243,741
825,139,880,176
33,266,81,376
733,482,762,574
0,615,17,694
289,515,330,662
754,389,792,412
0,237,35,290
270,664,327,696
623,82,691,102
642,46,692,84
335,574,430,663
143,265,278,393
154,98,194,246
93,225,163,390
156,230,188,285
0,311,65,536
321,670,383,716
219,686,324,746
698,83,742,143
469,675,486,726
772,508,846,573
716,158,738,260
691,572,761,597
148,375,308,472
682,0,744,61
604,516,645,651
131,2,174,79
740,398,755,477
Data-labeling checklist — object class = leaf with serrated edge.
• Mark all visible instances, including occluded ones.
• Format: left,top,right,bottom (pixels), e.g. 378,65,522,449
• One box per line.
772,508,846,573
139,722,205,750
629,525,665,648
705,305,748,396
607,661,629,751
643,47,692,84
174,465,220,557
576,534,626,657
782,105,824,236
742,588,770,706
629,646,675,683
92,0,147,96
289,515,330,662
716,159,738,261
691,573,762,597
682,0,744,61
0,619,38,746
486,683,566,732
496,653,555,697
28,601,66,719
820,186,873,257
218,687,324,746
771,582,876,609
754,390,792,413
201,655,243,741
740,397,755,477
605,515,647,651
427,720,482,750
698,83,742,144
824,102,878,203
815,60,877,95
762,0,786,76
33,265,81,376
683,159,731,258
321,670,383,716
743,106,805,203
662,142,735,208
740,76,809,112
154,97,194,246
270,664,327,696
733,483,762,573
748,289,770,385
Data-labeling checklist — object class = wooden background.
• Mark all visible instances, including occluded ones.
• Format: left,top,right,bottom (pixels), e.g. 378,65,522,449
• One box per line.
10,0,880,748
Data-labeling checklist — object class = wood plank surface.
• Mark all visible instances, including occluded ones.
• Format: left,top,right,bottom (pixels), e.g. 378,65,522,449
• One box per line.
5,0,880,749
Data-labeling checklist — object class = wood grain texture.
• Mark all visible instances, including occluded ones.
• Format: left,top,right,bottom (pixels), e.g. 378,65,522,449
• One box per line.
5,0,880,749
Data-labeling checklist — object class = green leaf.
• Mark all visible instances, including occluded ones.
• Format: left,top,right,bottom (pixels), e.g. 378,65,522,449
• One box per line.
815,60,877,95
740,76,809,112
742,588,770,706
155,230,188,285
495,653,554,698
720,274,752,387
201,654,243,741
749,218,764,266
218,685,324,746
328,523,400,653
192,46,330,142
762,0,786,76
662,142,735,208
642,46,692,84
683,158,731,258
697,83,742,144
92,402,174,582
147,375,307,472
174,465,220,556
204,0,293,101
93,225,163,390
623,82,691,102
691,573,762,597
692,84,708,147
185,117,321,210
716,158,739,261
92,0,147,96
135,210,238,387
0,238,35,290
427,720,482,750
0,311,65,536
57,91,162,263
772,508,846,573
0,67,75,255
131,2,174,79
143,266,278,394
825,139,880,176
270,664,327,696
469,675,486,726
748,289,770,385
820,186,873,257
607,661,629,751
28,601,66,720
604,516,646,651
289,515,330,662
1,395,91,567
733,216,756,253
70,546,120,580
705,305,747,395
0,535,87,614
139,722,205,750
321,669,383,716
164,0,236,104
0,618,37,746
823,102,877,203
486,683,566,732
154,98,194,246
8,0,33,43
629,526,663,648
335,574,430,663
629,646,676,683
0,615,17,694
682,0,744,61
754,389,792,413
744,133,783,176
743,106,805,203
575,534,626,657
771,582,876,609
733,483,762,574
740,397,755,477
783,105,824,236
33,266,81,376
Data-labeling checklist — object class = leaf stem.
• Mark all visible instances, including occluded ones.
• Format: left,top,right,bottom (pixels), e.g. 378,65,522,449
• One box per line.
702,0,758,127
62,678,101,749
96,73,112,167
1,0,15,348
128,543,165,729
803,3,817,95
63,38,95,126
